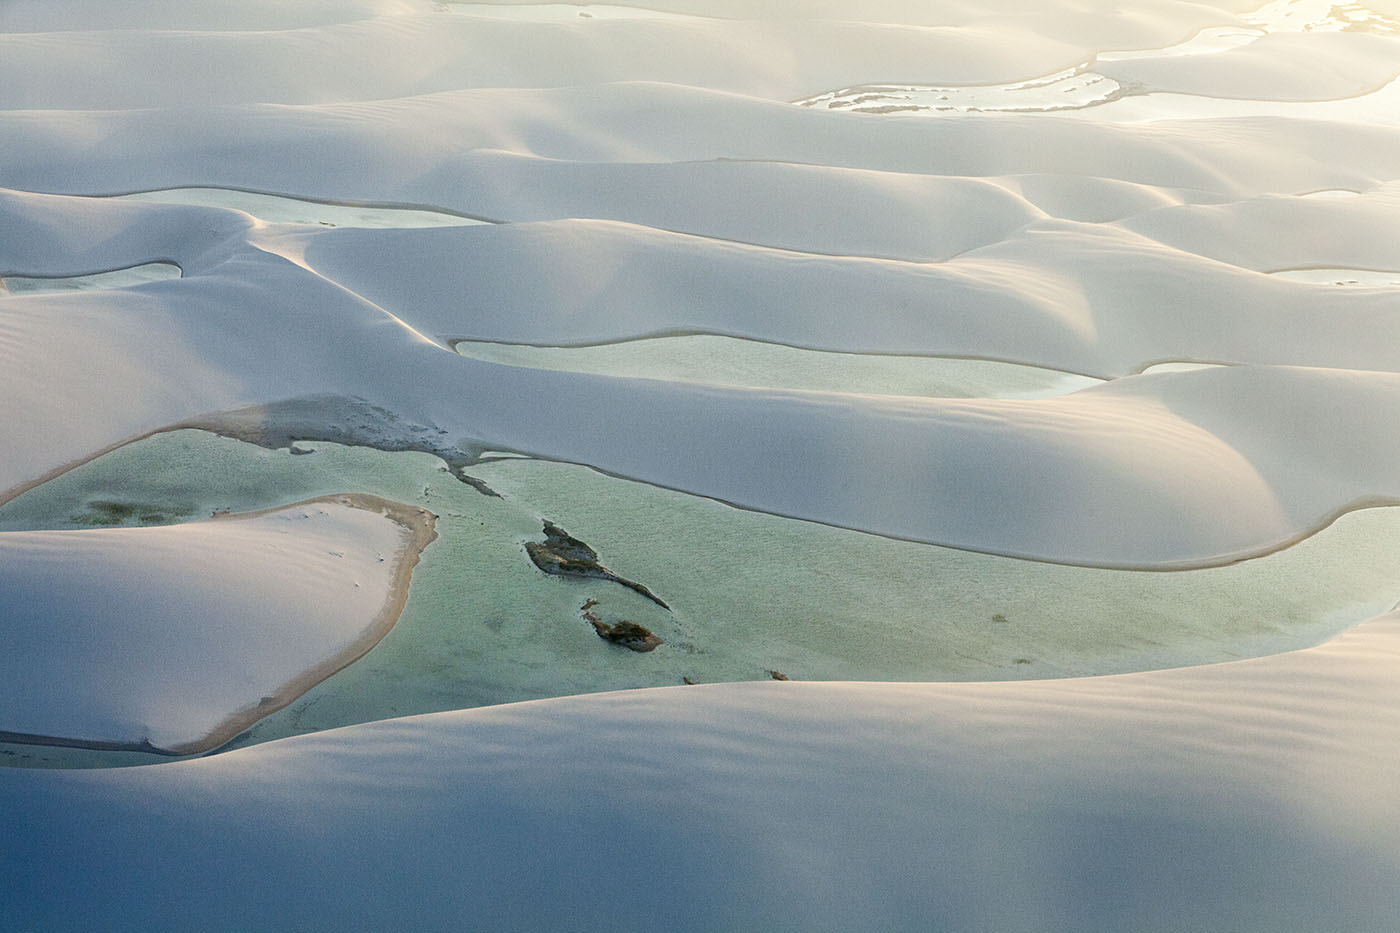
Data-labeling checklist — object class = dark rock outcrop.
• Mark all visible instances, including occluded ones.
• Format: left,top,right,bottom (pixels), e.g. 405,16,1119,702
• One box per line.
526,521,669,610
580,599,663,652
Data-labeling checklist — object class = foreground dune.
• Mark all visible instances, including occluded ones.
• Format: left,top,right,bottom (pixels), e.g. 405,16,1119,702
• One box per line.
4,611,1398,928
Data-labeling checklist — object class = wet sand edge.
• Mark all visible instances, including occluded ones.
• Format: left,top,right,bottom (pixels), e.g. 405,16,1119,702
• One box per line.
0,493,438,758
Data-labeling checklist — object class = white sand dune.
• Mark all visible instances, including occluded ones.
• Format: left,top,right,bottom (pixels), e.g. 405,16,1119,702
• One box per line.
0,16,1102,108
7,86,1400,201
801,32,1400,116
3,187,1400,566
0,495,433,754
4,1,1400,924
0,0,419,33
1119,180,1400,270
291,215,1400,374
1096,31,1399,100
3,610,1398,928
794,0,1400,117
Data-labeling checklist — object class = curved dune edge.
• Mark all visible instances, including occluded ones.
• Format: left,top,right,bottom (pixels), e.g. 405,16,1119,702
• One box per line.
0,493,437,757
0,426,177,512
9,412,1400,576
0,260,182,294
4,609,1396,928
112,186,504,226
184,493,439,757
511,454,1400,573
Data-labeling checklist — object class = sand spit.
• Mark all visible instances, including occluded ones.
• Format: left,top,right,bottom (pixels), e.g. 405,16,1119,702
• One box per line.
0,494,435,756
186,493,438,756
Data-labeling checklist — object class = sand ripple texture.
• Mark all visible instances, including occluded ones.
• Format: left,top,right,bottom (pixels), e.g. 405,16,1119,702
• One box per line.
3,0,1400,927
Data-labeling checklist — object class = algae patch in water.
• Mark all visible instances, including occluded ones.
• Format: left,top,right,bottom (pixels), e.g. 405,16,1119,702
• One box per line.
72,499,193,527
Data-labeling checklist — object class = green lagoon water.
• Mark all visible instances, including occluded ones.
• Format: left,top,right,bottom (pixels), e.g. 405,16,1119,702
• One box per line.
455,335,1104,398
3,426,1398,761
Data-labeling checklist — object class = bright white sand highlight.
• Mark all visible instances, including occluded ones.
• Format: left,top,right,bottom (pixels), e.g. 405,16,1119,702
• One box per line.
0,495,434,754
796,0,1400,117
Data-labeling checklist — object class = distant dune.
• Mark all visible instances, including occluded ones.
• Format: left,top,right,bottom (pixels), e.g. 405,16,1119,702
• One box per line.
3,1,1399,928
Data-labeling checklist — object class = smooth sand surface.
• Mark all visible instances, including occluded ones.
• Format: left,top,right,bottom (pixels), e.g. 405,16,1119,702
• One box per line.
3,609,1398,928
0,494,435,754
4,1,1400,924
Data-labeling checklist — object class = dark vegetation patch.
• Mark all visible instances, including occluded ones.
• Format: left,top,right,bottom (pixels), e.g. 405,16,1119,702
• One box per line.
526,520,669,610
73,500,189,526
579,599,663,652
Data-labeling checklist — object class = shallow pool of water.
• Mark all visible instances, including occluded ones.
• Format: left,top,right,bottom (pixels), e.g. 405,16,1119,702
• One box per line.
0,262,180,295
454,335,1104,399
795,67,1123,115
4,426,1398,764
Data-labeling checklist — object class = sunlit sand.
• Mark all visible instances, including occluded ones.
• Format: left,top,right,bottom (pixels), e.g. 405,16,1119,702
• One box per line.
3,0,1399,926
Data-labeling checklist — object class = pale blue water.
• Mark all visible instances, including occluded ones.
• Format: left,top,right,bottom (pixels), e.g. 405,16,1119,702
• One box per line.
1,262,180,295
455,334,1104,398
